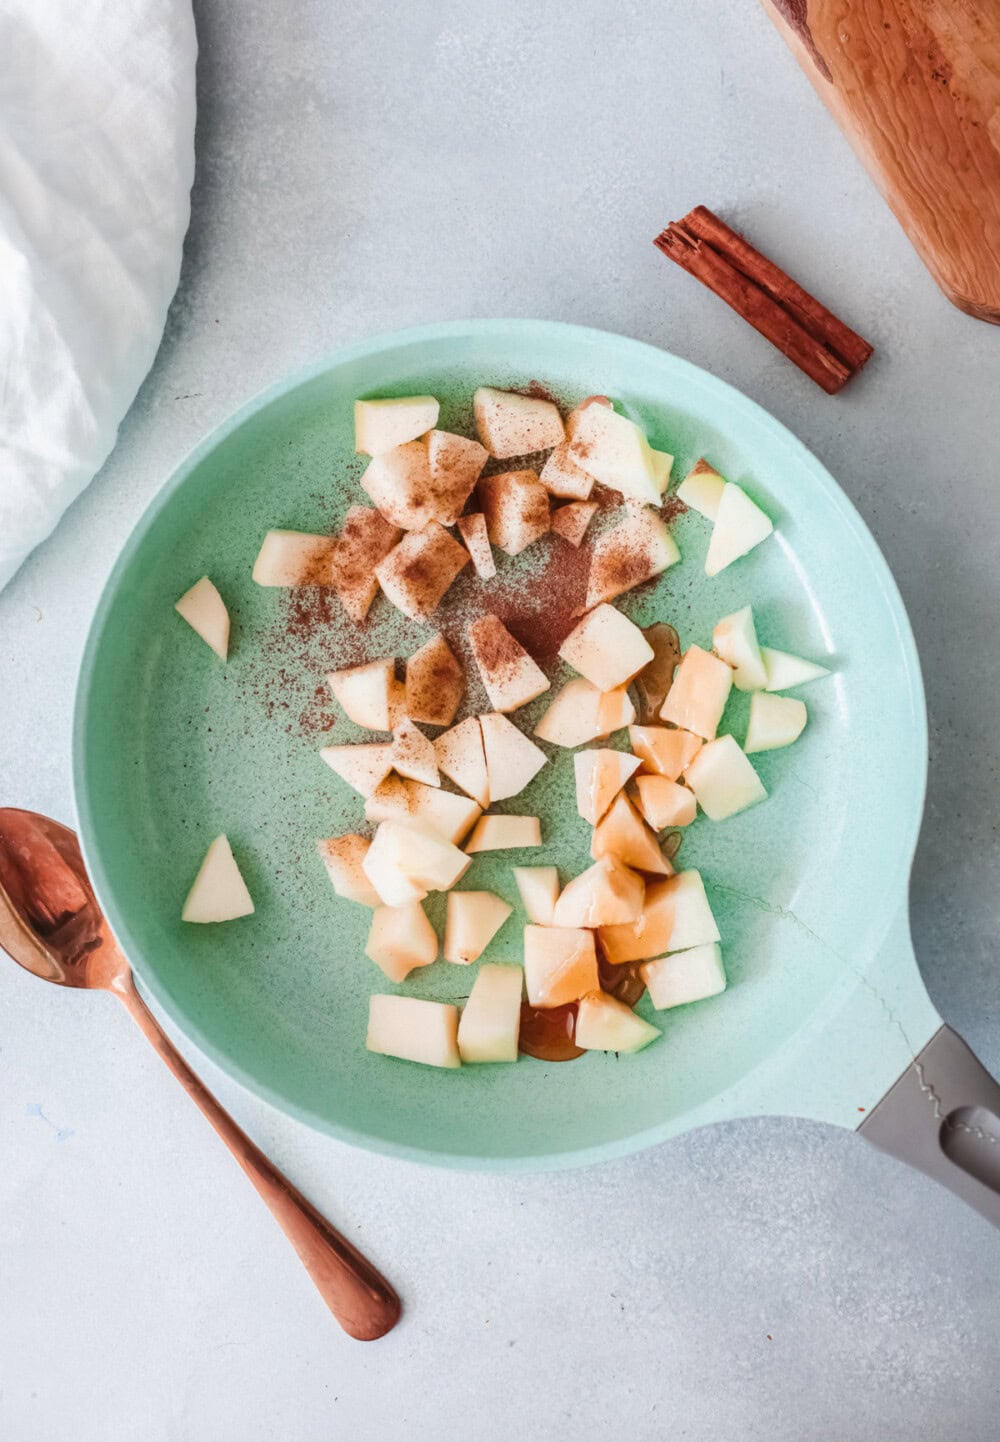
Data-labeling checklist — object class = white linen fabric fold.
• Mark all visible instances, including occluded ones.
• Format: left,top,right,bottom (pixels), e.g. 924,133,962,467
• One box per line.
0,0,197,592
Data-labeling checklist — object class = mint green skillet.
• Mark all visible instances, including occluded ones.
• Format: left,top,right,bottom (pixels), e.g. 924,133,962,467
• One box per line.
73,320,1000,1219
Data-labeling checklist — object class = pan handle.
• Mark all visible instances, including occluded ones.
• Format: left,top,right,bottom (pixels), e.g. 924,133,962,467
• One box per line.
859,1025,1000,1227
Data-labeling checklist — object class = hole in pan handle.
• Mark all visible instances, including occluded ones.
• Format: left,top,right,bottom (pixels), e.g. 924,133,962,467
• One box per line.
859,1027,1000,1228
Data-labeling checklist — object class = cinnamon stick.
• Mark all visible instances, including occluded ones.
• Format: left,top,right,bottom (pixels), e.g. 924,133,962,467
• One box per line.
654,207,873,394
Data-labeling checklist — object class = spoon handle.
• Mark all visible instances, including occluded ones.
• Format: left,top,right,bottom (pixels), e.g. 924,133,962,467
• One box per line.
114,975,401,1340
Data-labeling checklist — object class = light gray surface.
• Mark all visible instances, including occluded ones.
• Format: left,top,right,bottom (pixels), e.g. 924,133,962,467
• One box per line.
2,1,999,1437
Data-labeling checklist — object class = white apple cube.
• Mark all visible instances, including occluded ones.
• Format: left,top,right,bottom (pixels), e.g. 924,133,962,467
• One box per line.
425,429,488,522
320,742,393,798
480,712,547,800
627,725,702,780
660,645,733,740
713,605,767,691
365,776,481,844
326,656,397,731
597,686,637,735
473,386,565,457
329,506,401,623
744,692,807,753
559,604,654,693
551,856,644,928
761,646,831,691
533,680,604,747
585,508,680,609
391,718,439,786
684,735,767,820
404,633,465,727
650,447,674,494
182,835,254,923
354,395,439,455
550,501,598,547
566,402,661,504
467,616,550,713
677,458,725,520
457,964,523,1063
456,511,496,579
574,748,641,825
512,865,560,925
591,793,671,875
642,943,726,1010
367,994,460,1069
365,899,438,982
523,925,599,1007
444,890,513,964
633,775,697,829
574,993,660,1053
478,470,550,556
361,439,438,531
362,818,471,905
252,530,337,587
539,442,595,500
598,870,720,964
464,815,541,852
316,834,381,907
175,577,230,660
434,716,489,807
705,482,773,577
375,522,469,620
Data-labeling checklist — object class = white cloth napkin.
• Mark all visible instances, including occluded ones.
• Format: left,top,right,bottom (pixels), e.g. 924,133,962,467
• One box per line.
0,0,197,592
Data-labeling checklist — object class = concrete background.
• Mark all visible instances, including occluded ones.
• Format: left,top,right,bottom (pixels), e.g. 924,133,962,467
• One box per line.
2,1,999,1436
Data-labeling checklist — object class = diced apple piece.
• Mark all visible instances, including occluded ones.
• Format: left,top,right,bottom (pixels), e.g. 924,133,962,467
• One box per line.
480,712,547,801
566,403,661,504
175,577,230,660
575,992,661,1053
326,656,397,731
677,458,725,520
634,775,697,829
473,386,565,457
684,735,767,820
404,633,464,727
660,645,733,740
550,501,598,547
365,899,438,981
512,866,560,925
650,447,674,494
355,395,439,456
457,964,523,1063
375,522,469,620
330,506,402,622
552,856,644,928
744,693,807,753
181,835,254,923
425,429,488,522
465,815,541,852
365,776,481,844
713,606,767,691
585,509,680,609
361,440,438,531
761,647,831,691
252,530,337,587
642,943,726,1010
320,742,393,797
632,623,681,725
523,925,599,1007
596,686,637,735
362,818,470,905
539,442,595,500
316,834,381,906
367,994,460,1069
467,616,549,714
534,680,604,747
391,718,439,786
456,512,496,579
574,749,641,825
478,470,550,556
444,891,513,964
559,604,654,693
591,793,671,875
705,483,773,577
434,717,489,807
598,870,720,964
628,725,702,780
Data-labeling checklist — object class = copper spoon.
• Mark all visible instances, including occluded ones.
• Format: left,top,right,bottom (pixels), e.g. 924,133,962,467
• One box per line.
0,807,401,1341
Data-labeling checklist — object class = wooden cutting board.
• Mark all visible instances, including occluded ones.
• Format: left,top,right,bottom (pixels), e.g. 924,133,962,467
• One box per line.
761,0,1000,324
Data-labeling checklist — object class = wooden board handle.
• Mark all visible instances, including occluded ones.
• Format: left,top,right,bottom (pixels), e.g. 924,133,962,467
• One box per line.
761,0,1000,324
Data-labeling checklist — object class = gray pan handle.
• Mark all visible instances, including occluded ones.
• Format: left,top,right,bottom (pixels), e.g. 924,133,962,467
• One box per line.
859,1025,1000,1227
